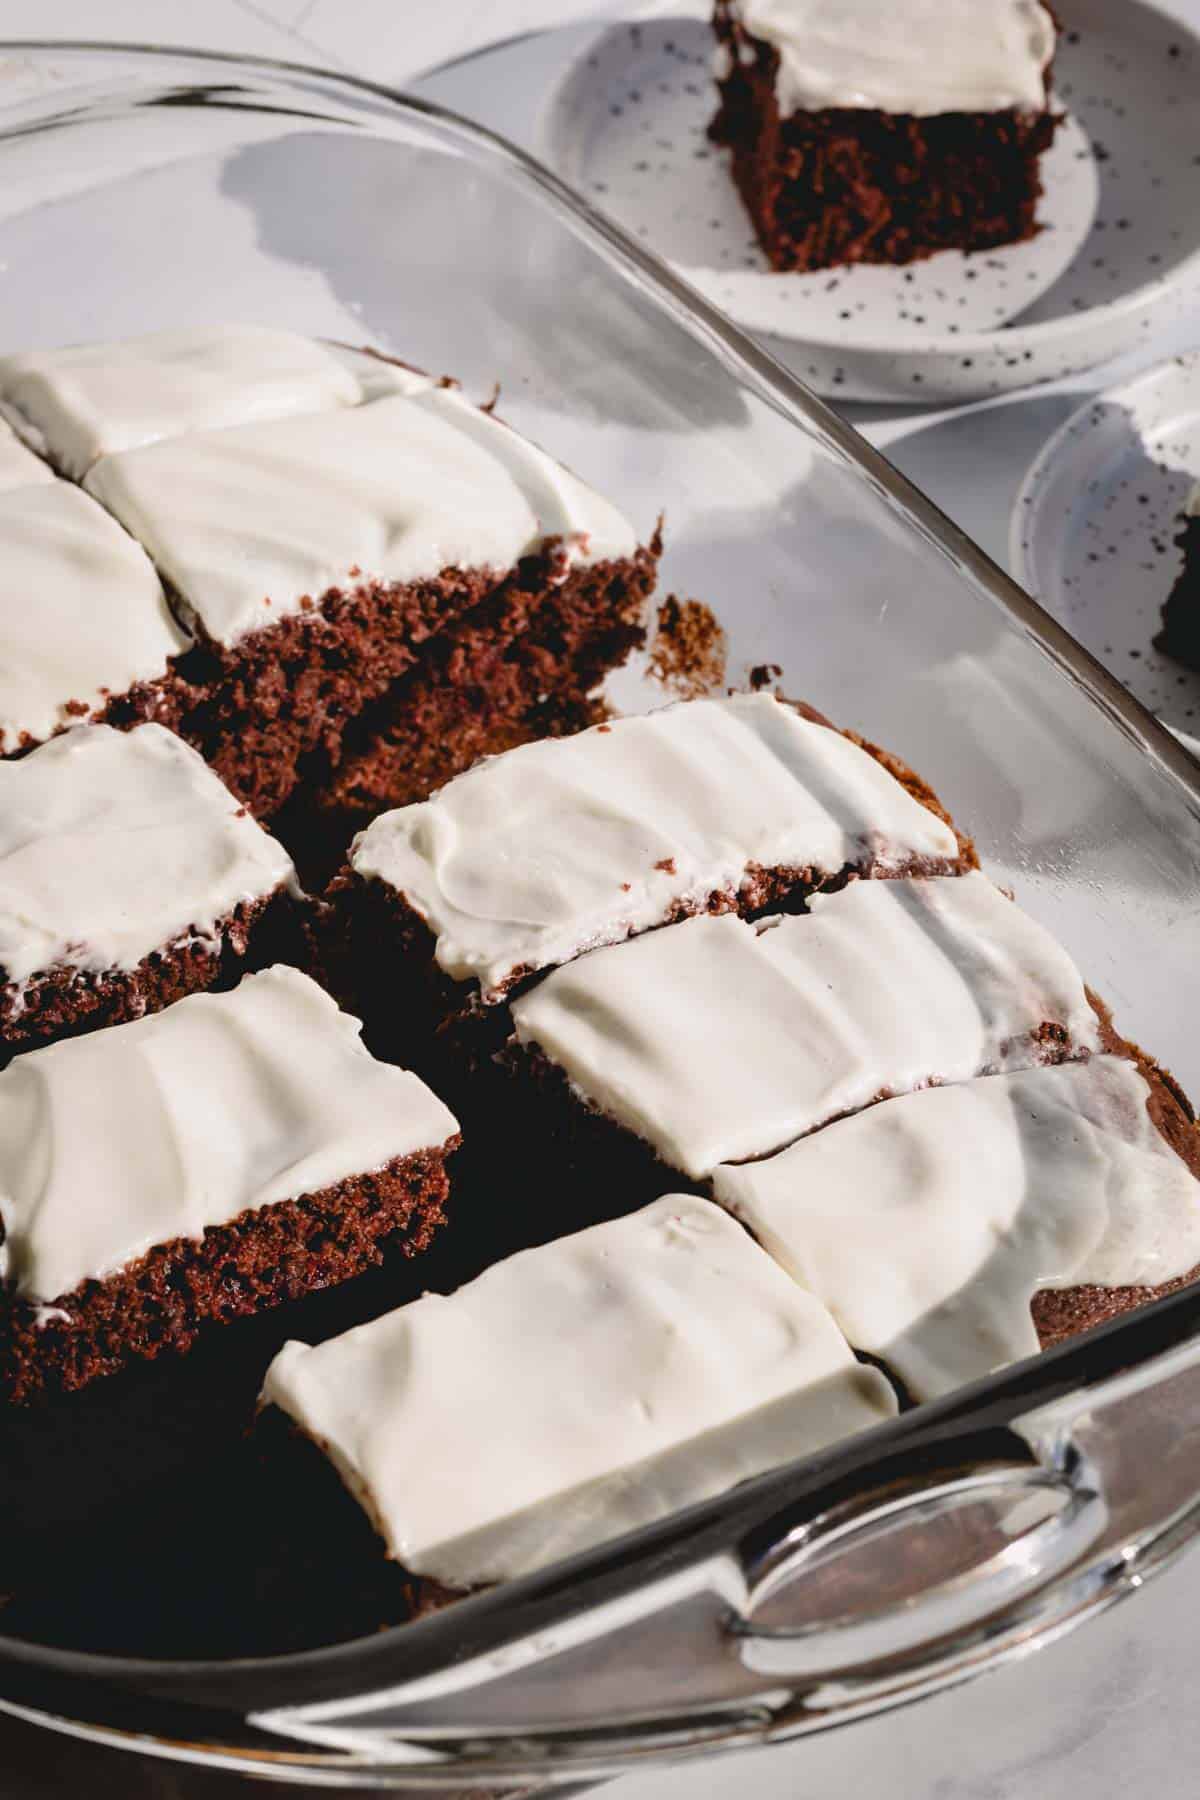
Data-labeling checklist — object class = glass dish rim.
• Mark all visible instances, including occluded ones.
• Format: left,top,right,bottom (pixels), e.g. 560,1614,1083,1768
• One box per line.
0,39,1193,796
0,29,1186,781
0,38,1196,1716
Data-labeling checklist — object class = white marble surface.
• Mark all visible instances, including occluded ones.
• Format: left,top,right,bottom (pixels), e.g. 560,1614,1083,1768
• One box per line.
1,4,1199,1797
0,0,631,84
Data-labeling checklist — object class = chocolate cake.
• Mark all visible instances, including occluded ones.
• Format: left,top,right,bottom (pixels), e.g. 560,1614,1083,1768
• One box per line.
0,478,189,756
0,327,658,819
0,966,459,1401
0,723,299,1055
0,325,1198,1663
0,325,382,479
714,1054,1200,1401
331,693,974,1063
262,1026,1199,1622
0,417,55,493
1154,484,1200,672
709,0,1060,272
83,366,657,817
503,868,1099,1187
280,533,659,879
260,1194,896,1593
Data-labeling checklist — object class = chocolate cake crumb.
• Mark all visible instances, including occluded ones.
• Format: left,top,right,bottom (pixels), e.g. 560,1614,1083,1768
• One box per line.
648,595,727,700
749,662,783,691
1154,516,1200,672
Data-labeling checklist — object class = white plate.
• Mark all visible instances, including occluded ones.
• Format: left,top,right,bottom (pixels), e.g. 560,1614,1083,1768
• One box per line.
544,18,1094,338
1011,351,1200,742
538,0,1200,403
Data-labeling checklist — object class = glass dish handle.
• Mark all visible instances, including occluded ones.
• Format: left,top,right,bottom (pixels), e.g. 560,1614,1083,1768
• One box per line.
735,1332,1200,1707
728,1462,1105,1680
245,1331,1200,1781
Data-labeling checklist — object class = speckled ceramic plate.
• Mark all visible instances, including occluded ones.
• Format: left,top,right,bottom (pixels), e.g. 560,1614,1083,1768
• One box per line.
1012,352,1200,741
538,0,1200,403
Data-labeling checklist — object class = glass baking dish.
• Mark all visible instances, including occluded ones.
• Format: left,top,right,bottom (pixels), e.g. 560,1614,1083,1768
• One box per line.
1,42,1199,1793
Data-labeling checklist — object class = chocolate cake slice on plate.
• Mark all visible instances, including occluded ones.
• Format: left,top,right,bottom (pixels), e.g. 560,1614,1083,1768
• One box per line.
1154,483,1200,672
709,0,1060,272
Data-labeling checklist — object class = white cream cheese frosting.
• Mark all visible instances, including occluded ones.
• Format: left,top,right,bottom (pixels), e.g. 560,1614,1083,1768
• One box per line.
0,418,53,494
0,965,458,1305
0,724,296,989
0,325,373,480
729,0,1055,117
510,871,1100,1180
260,1194,895,1587
84,387,639,650
714,1056,1200,1402
0,482,190,753
350,694,960,1001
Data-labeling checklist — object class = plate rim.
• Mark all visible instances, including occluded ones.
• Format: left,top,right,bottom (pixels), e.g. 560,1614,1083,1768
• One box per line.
535,0,1200,360
1008,345,1200,596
